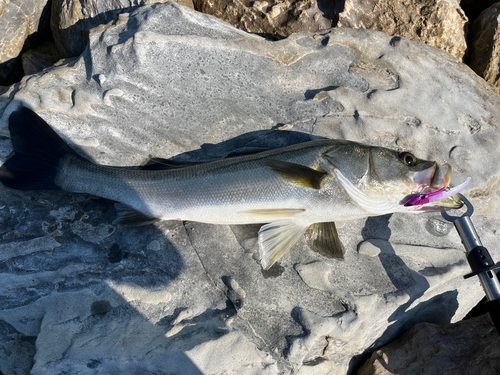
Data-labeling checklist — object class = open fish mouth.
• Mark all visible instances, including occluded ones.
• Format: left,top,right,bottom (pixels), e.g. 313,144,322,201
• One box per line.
404,163,471,209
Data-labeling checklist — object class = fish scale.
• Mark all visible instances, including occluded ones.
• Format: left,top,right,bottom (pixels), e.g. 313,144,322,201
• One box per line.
0,106,469,269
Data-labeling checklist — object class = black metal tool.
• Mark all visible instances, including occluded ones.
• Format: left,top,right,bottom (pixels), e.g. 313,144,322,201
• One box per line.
441,194,500,334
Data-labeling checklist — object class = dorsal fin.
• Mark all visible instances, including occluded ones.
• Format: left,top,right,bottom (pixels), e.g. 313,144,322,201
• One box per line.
142,145,273,171
264,160,327,189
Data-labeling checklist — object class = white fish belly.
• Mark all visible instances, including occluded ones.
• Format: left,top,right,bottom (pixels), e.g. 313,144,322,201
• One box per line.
58,140,369,225
145,173,368,225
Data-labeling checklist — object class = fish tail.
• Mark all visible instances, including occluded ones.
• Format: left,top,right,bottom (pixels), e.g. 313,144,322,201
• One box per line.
0,106,78,190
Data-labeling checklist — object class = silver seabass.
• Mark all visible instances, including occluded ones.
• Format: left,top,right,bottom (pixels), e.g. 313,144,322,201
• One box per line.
0,107,468,269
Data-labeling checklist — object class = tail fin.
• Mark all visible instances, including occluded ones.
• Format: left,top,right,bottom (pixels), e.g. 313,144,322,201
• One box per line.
0,106,77,190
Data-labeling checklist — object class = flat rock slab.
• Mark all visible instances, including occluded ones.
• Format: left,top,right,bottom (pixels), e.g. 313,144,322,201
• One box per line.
1,3,500,374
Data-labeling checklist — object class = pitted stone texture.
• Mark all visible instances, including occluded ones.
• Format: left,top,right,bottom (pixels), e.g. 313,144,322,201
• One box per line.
50,0,188,57
1,2,500,374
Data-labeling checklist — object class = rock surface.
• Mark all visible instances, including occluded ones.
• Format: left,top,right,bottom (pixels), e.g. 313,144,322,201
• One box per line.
337,0,469,60
357,313,500,375
461,0,499,22
0,0,51,85
0,3,500,374
50,0,175,57
21,41,61,76
193,0,336,39
469,2,500,94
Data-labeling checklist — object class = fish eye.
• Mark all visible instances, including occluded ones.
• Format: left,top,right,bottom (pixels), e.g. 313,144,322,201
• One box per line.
399,152,417,166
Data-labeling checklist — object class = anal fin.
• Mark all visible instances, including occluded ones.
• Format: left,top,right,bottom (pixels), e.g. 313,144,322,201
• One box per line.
258,220,307,270
306,222,344,260
113,203,159,227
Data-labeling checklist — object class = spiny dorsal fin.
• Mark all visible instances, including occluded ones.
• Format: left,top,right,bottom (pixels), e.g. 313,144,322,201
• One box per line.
113,203,159,226
264,160,327,189
142,146,271,170
258,220,308,270
306,222,344,260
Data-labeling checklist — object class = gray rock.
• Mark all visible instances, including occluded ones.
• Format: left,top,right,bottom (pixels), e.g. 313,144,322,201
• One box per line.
50,0,183,57
337,0,469,60
1,2,500,374
0,320,36,375
21,41,62,76
460,0,499,22
0,0,51,85
469,2,500,95
357,313,500,375
193,0,335,39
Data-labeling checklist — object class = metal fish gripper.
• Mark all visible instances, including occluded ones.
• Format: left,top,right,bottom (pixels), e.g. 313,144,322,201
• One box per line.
441,194,500,334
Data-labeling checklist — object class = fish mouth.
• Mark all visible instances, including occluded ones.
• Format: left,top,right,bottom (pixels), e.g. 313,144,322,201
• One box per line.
404,163,471,210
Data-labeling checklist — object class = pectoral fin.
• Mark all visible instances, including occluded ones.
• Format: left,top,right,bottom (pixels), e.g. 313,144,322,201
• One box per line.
258,220,308,270
306,222,344,260
264,160,327,189
113,203,159,226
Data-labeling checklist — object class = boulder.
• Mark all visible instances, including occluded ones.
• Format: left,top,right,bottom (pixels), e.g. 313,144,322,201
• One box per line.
0,320,35,375
357,313,500,375
21,41,61,76
1,3,500,374
50,0,188,57
461,0,498,22
337,0,469,60
0,0,51,85
193,0,336,39
469,2,500,95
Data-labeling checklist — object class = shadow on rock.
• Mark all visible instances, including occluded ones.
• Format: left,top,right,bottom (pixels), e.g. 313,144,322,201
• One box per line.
0,109,318,373
347,215,460,374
